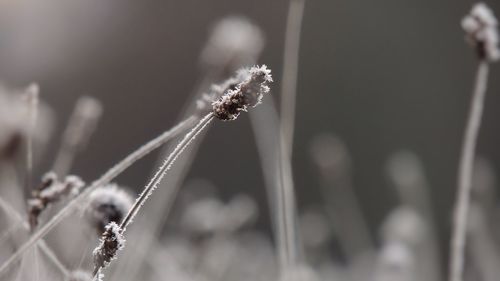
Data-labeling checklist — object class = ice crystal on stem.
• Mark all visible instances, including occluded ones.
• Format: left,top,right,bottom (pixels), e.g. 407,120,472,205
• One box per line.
212,65,273,121
93,222,125,276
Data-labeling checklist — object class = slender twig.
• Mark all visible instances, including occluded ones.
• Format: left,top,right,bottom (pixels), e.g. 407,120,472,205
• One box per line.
92,113,214,279
280,0,305,158
120,113,214,232
449,61,490,281
0,115,197,277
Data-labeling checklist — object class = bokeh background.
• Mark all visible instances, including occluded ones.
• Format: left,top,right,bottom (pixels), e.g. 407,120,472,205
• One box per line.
1,0,500,268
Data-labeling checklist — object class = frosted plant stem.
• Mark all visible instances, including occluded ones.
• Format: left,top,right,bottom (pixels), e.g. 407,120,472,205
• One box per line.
120,113,214,232
0,116,197,277
449,61,490,281
92,113,213,279
0,197,69,277
280,0,305,159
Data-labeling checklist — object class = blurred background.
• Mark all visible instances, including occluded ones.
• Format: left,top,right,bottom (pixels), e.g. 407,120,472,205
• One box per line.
1,0,500,277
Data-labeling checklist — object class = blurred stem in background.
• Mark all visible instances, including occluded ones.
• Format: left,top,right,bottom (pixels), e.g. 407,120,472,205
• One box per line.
280,0,305,159
275,0,306,271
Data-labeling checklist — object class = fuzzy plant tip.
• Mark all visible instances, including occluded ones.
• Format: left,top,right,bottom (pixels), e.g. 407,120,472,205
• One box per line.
93,222,125,274
462,2,499,62
87,184,133,235
211,65,273,121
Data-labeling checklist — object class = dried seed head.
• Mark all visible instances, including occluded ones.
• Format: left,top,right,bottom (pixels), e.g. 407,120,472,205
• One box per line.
462,3,499,62
211,65,273,121
200,16,264,69
93,222,125,272
28,172,85,228
87,184,134,234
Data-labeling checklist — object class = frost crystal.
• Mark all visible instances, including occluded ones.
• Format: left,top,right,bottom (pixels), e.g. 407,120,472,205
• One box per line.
462,3,499,62
211,65,273,121
87,184,133,234
93,222,125,272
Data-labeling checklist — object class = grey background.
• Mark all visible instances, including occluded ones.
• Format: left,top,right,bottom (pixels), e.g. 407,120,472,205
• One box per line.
1,0,499,262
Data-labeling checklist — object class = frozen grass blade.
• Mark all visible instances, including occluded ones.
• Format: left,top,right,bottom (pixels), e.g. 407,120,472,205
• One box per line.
0,115,197,277
92,113,214,279
119,113,214,232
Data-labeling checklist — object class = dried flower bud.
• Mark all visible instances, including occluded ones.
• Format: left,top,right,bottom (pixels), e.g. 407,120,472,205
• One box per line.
200,16,264,69
28,172,85,228
462,3,499,62
212,65,272,121
93,222,125,273
87,184,133,234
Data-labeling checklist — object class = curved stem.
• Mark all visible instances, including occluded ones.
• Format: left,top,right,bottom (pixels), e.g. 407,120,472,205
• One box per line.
449,61,489,281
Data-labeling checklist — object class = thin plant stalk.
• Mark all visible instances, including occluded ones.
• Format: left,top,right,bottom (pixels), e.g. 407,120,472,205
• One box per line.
449,61,490,281
280,0,305,158
119,113,214,232
93,113,214,278
277,0,305,270
0,115,197,277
